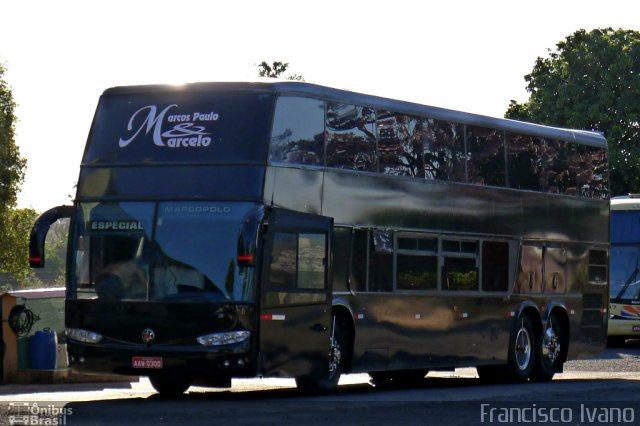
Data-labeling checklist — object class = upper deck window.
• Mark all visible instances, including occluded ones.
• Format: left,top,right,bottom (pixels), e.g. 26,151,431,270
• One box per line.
424,119,466,183
376,111,424,177
326,102,377,172
270,97,325,166
466,126,506,187
266,93,607,200
506,133,608,199
507,133,545,191
84,90,273,165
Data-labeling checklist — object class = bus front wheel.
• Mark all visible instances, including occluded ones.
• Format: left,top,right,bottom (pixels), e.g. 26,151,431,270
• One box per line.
295,314,350,394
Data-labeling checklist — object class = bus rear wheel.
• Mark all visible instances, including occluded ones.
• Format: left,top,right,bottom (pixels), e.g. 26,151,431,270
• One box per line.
505,314,535,382
532,312,567,381
149,374,192,396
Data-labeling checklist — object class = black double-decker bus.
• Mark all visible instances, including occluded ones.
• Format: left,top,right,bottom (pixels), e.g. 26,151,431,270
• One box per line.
30,81,609,394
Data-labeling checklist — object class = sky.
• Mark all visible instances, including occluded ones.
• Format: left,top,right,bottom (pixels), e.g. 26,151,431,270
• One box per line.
1,0,639,212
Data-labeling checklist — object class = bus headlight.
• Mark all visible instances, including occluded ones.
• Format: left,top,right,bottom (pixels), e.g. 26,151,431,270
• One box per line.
197,330,250,346
66,328,103,344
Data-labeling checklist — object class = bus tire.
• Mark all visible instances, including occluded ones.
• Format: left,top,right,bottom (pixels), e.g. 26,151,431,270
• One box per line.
505,314,535,382
295,314,349,394
149,374,192,396
532,312,567,381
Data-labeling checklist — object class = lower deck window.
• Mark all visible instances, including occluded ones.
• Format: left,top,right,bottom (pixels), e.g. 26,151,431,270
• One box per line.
482,241,509,292
349,228,509,293
369,231,393,292
396,254,437,290
442,257,478,291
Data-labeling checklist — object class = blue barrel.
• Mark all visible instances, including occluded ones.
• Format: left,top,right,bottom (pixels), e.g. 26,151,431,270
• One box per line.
30,328,58,370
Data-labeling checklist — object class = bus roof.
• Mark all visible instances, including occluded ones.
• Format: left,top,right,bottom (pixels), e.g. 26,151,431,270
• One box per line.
102,81,607,149
611,196,640,211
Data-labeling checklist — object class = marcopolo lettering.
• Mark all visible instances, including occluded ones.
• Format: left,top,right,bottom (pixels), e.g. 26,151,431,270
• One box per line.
91,221,144,231
164,206,231,214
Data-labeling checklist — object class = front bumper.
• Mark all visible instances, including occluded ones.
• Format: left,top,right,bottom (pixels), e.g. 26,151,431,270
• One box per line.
67,340,255,377
608,317,640,338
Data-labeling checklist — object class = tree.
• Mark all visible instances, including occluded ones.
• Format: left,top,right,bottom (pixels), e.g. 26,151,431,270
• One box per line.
0,63,29,289
506,28,640,195
0,208,38,289
0,63,26,208
257,61,304,81
0,209,68,292
37,218,69,286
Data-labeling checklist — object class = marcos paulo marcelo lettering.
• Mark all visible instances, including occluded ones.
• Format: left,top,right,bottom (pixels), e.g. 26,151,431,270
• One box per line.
118,105,219,149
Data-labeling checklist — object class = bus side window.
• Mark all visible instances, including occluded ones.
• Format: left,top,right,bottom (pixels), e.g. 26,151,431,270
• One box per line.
376,111,424,178
269,96,325,166
326,102,377,172
396,235,438,291
482,241,509,292
466,126,506,187
441,240,479,291
265,231,328,307
351,229,368,292
332,227,352,292
269,233,297,292
369,230,393,292
424,118,466,183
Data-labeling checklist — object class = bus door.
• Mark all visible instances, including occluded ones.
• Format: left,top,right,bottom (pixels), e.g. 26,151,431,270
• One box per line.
259,209,333,378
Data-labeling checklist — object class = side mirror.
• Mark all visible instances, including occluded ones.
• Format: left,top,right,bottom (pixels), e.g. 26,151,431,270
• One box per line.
29,205,74,268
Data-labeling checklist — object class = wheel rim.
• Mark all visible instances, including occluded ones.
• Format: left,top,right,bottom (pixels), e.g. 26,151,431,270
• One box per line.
542,325,561,364
515,325,531,370
328,334,342,375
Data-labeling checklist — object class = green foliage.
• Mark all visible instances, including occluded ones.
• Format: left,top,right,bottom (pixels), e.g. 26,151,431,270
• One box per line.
445,271,478,291
0,63,31,291
0,209,68,291
506,28,640,195
39,218,70,286
0,208,38,285
257,61,304,81
0,63,26,208
397,271,436,290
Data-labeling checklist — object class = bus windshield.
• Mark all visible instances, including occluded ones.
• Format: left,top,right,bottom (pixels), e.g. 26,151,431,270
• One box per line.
610,245,640,302
610,210,640,302
73,201,258,302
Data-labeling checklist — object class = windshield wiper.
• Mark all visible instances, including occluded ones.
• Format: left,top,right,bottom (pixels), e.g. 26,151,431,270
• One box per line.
614,258,640,301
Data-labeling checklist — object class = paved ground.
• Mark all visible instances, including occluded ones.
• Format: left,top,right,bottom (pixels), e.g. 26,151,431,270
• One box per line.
0,344,638,425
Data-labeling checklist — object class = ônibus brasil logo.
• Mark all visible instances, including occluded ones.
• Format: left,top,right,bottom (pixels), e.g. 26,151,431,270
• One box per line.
118,104,219,149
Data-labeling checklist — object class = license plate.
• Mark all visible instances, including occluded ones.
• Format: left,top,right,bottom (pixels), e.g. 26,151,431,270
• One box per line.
632,326,640,332
132,357,163,369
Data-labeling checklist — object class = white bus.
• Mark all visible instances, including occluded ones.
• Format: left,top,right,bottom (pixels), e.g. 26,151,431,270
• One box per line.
608,195,640,345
